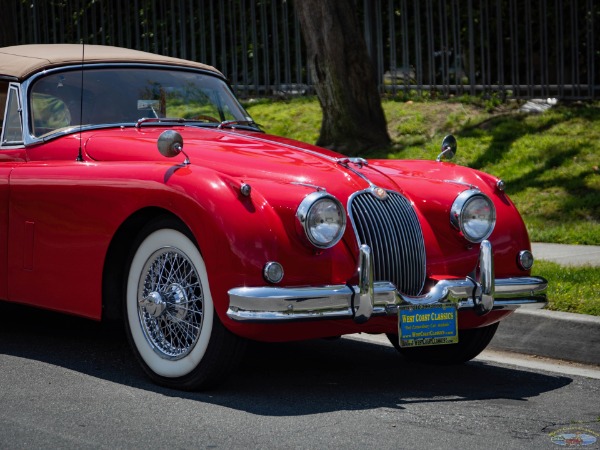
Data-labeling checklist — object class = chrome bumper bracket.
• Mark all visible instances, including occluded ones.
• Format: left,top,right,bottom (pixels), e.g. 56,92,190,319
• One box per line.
353,244,375,324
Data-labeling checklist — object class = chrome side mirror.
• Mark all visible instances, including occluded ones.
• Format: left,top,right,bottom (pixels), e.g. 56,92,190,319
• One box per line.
436,134,457,162
158,130,190,165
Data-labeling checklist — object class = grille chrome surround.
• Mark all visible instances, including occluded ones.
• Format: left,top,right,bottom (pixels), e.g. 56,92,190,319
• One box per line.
348,189,426,296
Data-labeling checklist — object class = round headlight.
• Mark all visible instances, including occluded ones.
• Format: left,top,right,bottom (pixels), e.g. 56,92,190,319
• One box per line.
296,192,346,249
450,190,496,243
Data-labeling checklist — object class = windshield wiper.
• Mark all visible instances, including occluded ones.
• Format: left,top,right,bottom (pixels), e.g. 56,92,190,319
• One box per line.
217,120,262,131
135,117,262,131
135,117,215,128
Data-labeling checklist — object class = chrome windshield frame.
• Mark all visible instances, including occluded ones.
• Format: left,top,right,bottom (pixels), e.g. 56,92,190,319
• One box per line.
19,63,253,146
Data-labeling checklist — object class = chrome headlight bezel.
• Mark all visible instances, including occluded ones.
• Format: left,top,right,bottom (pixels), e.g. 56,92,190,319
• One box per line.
450,189,496,243
296,191,347,249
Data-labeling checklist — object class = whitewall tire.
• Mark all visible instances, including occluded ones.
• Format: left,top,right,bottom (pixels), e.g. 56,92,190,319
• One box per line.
124,218,244,390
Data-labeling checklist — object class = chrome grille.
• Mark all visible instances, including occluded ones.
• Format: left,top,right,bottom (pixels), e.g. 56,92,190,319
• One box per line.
349,190,426,295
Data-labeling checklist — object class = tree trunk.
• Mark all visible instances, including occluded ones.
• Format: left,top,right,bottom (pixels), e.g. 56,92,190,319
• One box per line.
294,0,391,155
0,1,18,47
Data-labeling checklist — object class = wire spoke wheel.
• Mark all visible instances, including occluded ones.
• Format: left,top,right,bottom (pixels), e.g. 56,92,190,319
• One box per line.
138,248,204,360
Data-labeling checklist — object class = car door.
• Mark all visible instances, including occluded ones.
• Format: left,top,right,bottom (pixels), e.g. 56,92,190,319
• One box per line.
3,79,107,319
0,81,28,301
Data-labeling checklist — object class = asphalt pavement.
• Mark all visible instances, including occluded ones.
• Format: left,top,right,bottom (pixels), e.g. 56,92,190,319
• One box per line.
488,242,600,366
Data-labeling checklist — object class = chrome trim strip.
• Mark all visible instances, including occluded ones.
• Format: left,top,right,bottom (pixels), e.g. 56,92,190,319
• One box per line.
227,240,548,323
337,158,375,187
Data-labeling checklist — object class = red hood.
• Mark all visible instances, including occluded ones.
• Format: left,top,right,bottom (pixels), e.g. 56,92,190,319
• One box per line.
83,126,358,186
82,126,493,197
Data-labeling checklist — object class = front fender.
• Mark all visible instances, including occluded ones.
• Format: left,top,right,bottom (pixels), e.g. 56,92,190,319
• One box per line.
162,166,358,329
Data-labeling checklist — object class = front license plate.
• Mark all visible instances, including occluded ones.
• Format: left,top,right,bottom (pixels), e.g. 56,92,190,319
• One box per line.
398,303,458,348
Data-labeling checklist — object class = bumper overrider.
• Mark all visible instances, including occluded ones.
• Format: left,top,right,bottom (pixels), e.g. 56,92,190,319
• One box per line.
227,240,547,323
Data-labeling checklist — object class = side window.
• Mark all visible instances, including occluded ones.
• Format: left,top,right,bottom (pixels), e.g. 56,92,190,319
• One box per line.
31,92,71,137
1,84,23,146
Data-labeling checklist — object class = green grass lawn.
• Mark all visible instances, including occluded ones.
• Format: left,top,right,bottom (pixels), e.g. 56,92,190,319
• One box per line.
245,96,600,316
534,261,600,316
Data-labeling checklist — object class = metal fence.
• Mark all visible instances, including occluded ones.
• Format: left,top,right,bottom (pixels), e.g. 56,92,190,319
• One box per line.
8,0,599,100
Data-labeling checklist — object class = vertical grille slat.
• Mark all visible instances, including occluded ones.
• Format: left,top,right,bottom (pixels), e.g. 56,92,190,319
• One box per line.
349,190,426,296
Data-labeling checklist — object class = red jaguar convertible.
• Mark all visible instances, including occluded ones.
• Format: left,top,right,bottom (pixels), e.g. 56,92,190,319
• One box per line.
0,44,546,390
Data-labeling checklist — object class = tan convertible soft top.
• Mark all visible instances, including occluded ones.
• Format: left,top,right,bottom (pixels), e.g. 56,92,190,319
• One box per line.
0,44,222,80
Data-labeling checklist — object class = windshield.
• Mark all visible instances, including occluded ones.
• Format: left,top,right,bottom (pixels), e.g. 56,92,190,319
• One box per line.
29,67,254,138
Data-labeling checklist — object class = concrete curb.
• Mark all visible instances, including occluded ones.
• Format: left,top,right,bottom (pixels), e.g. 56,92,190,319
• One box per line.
489,308,600,366
490,243,600,366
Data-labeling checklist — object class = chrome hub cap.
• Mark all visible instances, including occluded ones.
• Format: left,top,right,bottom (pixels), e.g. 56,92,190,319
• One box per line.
166,283,190,320
139,291,167,318
137,247,204,360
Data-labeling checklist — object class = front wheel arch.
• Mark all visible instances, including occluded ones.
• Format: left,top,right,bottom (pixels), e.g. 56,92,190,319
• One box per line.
122,216,245,389
102,208,187,322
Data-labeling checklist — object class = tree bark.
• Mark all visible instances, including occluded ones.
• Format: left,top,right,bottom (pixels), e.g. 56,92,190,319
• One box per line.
294,0,391,155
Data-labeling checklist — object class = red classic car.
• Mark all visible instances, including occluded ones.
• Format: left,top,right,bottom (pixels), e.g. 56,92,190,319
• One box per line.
0,44,546,390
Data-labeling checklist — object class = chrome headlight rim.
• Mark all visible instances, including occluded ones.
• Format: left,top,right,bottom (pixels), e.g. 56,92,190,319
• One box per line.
296,191,347,249
450,189,496,243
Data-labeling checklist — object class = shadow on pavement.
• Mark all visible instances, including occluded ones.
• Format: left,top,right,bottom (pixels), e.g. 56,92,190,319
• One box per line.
0,302,572,416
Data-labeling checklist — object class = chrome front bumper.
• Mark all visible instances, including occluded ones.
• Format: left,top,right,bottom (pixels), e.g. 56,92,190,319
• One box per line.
227,241,548,323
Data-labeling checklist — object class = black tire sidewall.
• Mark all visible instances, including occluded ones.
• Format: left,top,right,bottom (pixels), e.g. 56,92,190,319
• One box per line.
387,322,500,364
